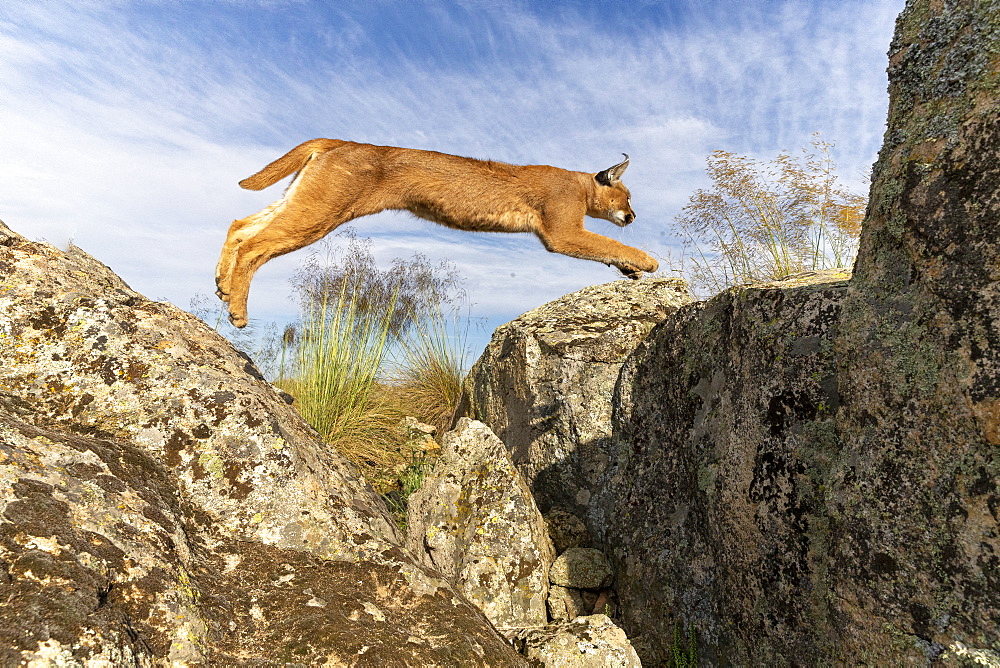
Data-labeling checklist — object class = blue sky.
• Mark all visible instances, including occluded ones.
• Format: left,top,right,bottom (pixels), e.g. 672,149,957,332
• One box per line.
1,0,902,364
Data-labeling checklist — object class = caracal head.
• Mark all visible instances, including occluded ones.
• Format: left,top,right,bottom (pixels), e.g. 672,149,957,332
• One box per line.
591,153,635,227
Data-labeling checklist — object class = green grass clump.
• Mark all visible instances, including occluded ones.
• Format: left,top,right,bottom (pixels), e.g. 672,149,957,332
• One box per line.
389,302,468,438
668,622,698,668
274,232,468,509
290,278,400,470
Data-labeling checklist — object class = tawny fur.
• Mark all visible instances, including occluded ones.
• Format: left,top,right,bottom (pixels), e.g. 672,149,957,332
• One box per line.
216,138,658,327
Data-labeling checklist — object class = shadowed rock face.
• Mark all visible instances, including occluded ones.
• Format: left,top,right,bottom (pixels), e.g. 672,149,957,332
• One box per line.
0,222,525,665
456,278,693,517
601,272,851,664
604,0,1000,662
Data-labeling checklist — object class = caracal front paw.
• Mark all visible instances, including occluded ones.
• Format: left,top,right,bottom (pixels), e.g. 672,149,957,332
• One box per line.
617,253,658,279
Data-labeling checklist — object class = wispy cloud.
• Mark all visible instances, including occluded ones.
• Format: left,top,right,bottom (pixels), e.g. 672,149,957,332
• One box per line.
0,0,902,355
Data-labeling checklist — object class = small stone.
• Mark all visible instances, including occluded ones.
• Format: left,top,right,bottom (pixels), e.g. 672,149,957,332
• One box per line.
549,547,613,589
543,507,591,554
401,416,436,436
547,584,587,622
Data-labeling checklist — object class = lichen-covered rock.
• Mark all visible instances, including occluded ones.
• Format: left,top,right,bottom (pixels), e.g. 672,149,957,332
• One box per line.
456,277,692,516
549,547,613,590
0,222,524,665
601,270,851,664
544,507,592,554
548,584,589,622
598,0,1000,663
407,418,555,629
831,0,1000,659
0,220,395,558
508,614,641,667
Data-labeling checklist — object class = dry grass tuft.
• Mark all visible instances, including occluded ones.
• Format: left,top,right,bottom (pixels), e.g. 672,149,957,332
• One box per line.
275,233,468,501
674,134,866,297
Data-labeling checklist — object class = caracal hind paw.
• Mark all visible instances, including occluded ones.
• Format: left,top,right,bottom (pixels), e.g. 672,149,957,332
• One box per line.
228,311,248,329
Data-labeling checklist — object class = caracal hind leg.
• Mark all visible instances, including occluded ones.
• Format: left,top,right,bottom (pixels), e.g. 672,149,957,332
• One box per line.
226,228,324,327
224,201,365,327
539,227,658,278
216,215,261,302
215,195,300,303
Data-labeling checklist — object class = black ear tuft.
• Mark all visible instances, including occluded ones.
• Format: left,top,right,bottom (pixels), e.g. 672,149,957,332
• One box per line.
596,153,630,186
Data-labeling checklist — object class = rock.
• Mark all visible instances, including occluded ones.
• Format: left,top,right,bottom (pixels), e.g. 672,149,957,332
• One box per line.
943,642,1000,667
831,0,1000,659
589,589,616,619
549,547,613,589
548,584,617,622
508,614,641,668
544,507,592,554
0,222,525,665
601,0,1000,662
548,584,588,622
0,220,397,557
407,418,555,629
601,270,851,663
401,415,436,436
401,416,440,454
626,635,657,666
456,277,692,517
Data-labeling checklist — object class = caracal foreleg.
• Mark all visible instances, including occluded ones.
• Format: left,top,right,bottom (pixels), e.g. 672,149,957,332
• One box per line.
536,222,658,279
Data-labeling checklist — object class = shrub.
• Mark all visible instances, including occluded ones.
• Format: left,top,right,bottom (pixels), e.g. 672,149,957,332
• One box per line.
674,134,866,296
290,274,398,462
389,298,469,438
277,231,468,496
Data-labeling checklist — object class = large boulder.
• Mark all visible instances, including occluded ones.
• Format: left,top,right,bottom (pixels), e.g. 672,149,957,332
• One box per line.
0,221,524,665
832,0,1000,659
600,271,851,664
407,418,554,630
549,547,613,590
456,277,692,516
604,0,1000,663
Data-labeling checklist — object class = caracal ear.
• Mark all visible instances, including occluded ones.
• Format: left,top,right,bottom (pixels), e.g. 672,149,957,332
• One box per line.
595,153,630,186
